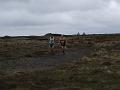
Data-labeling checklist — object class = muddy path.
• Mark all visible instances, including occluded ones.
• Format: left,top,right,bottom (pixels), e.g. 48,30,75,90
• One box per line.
0,48,93,72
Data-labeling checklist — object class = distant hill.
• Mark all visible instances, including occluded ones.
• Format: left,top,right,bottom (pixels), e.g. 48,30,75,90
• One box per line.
44,33,62,37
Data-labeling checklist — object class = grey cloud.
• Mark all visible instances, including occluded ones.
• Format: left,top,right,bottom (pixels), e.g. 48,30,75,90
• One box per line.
0,0,120,36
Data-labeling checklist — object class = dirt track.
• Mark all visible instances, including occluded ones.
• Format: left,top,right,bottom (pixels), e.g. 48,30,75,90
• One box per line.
0,48,93,72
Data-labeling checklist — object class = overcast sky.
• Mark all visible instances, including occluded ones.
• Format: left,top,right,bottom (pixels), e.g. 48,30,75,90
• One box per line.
0,0,120,36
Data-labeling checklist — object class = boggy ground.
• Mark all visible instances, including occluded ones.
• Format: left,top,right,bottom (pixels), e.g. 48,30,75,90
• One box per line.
0,35,120,90
0,37,93,71
0,48,93,72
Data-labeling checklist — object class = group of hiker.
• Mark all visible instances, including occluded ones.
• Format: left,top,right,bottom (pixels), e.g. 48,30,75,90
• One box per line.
48,35,67,54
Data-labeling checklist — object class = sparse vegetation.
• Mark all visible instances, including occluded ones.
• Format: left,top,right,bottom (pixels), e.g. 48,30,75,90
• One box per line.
0,34,120,90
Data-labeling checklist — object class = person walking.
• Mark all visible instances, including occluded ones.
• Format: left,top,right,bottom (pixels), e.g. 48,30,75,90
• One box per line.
48,36,55,54
59,35,67,54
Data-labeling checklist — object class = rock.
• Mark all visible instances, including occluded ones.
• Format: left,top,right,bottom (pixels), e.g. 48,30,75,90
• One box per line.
101,61,112,66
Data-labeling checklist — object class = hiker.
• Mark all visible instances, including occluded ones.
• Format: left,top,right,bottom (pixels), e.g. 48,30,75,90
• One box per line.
48,36,55,53
59,35,67,54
